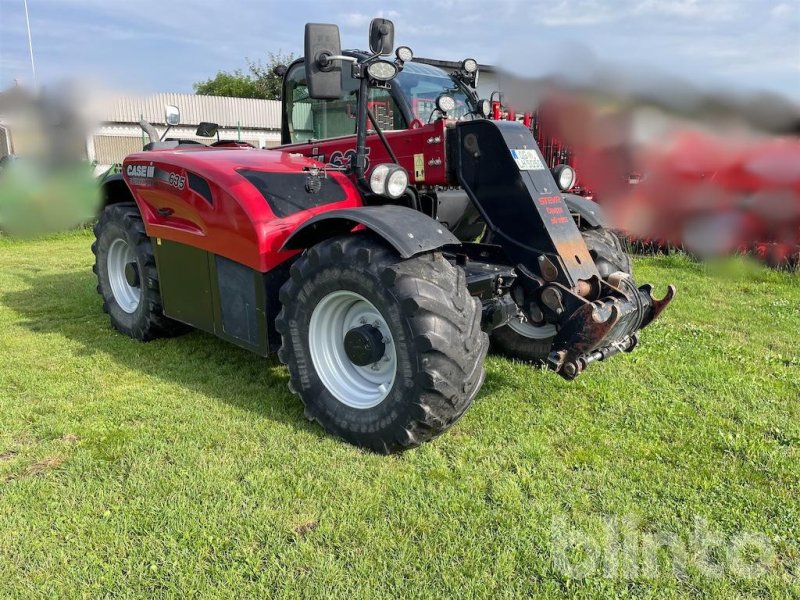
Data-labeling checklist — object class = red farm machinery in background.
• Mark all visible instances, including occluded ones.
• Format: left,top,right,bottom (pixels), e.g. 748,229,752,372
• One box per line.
488,88,800,267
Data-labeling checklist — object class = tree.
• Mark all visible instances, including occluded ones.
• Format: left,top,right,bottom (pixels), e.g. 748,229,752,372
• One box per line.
193,51,295,101
193,69,262,99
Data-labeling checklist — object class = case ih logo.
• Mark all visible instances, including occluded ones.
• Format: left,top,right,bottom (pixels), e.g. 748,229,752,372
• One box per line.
127,164,155,178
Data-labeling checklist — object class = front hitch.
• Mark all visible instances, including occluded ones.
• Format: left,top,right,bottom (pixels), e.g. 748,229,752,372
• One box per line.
547,282,675,379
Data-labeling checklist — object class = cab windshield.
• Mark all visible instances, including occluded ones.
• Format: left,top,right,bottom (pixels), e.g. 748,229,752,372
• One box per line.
393,62,476,123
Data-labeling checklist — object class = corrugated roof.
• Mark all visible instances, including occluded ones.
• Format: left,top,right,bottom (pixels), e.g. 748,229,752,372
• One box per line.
101,92,282,130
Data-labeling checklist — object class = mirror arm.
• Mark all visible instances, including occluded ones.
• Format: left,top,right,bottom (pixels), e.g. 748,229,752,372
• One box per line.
323,54,357,64
160,124,173,142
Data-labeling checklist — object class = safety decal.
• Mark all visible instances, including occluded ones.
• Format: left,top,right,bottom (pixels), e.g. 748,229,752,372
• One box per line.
413,153,425,181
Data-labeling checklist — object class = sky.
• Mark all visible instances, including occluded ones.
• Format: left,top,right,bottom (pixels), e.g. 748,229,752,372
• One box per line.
0,0,799,102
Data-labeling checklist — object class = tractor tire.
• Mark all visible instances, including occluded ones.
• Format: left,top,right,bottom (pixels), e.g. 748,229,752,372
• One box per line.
275,233,488,453
490,226,632,363
92,203,186,340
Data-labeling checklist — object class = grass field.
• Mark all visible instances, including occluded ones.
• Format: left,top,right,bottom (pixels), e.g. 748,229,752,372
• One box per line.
0,229,798,598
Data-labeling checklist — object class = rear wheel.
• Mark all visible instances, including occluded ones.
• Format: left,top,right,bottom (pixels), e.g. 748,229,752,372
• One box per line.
276,233,488,453
92,203,186,340
490,226,631,362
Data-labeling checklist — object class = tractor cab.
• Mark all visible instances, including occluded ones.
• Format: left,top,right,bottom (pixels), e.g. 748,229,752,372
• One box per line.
280,53,484,146
276,29,497,240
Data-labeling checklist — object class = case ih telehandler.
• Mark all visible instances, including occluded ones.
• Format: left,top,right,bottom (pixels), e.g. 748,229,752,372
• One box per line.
94,19,674,452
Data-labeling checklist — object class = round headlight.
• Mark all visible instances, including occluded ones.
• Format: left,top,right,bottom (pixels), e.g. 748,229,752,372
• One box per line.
462,58,478,73
369,164,408,199
367,60,398,81
552,164,576,191
395,46,413,62
436,93,456,114
478,98,491,117
370,164,390,195
386,168,409,198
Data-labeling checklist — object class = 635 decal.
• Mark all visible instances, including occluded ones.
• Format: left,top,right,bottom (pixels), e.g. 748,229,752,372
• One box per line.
327,148,370,171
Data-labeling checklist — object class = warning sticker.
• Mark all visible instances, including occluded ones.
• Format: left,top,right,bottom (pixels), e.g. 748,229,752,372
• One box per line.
510,149,545,171
413,153,425,181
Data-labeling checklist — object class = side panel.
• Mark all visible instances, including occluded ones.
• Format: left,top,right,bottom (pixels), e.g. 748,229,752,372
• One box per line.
277,119,449,186
153,238,215,332
211,255,264,351
153,238,280,356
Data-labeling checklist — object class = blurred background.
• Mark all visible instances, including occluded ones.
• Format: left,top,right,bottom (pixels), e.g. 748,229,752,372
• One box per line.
0,0,798,264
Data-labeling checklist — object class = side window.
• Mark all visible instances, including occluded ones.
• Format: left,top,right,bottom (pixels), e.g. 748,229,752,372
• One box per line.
283,63,406,143
367,88,407,132
284,64,359,143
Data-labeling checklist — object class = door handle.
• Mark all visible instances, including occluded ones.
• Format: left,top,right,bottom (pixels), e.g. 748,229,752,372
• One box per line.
157,207,174,217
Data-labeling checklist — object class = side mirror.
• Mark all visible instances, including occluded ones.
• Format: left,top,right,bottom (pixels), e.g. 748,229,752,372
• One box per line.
304,23,342,100
368,18,394,55
196,122,219,138
165,105,181,126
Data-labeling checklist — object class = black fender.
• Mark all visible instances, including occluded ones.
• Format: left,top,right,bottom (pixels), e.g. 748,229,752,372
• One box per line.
99,173,135,213
563,193,607,229
281,205,460,259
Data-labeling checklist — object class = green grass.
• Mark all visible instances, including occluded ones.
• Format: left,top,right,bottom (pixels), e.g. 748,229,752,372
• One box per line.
0,229,798,598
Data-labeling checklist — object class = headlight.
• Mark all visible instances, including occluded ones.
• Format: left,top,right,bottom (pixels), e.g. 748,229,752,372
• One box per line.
395,46,413,62
369,164,409,199
462,58,478,73
386,168,409,197
436,93,456,114
367,60,398,81
552,164,576,191
478,98,491,117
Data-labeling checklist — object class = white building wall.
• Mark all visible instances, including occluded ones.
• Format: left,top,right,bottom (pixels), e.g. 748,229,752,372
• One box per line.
100,93,282,130
90,123,281,166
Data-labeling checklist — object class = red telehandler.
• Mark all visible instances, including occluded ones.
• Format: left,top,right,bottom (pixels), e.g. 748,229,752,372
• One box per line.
94,19,674,452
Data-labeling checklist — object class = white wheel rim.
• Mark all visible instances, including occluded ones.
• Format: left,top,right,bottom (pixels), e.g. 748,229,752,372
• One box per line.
107,238,141,314
308,291,397,409
507,317,557,339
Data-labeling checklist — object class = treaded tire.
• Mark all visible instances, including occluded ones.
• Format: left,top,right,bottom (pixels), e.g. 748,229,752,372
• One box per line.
275,232,489,454
490,226,631,363
92,203,187,340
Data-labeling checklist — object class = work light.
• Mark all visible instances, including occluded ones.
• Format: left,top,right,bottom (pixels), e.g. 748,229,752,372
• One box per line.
436,93,456,114
366,60,398,81
370,164,409,198
395,46,413,62
462,58,478,73
552,164,576,191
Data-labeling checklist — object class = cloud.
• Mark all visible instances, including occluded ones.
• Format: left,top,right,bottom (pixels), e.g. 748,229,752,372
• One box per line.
770,3,792,17
343,12,371,27
1,0,798,102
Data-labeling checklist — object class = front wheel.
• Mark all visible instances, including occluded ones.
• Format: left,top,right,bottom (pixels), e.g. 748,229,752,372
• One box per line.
276,233,488,453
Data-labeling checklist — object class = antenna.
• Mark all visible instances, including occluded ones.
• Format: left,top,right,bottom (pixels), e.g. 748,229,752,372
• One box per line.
23,0,37,88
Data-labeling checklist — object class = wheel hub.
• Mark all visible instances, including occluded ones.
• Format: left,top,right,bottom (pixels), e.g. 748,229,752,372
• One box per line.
107,237,141,314
124,262,140,287
308,291,397,409
344,324,386,366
